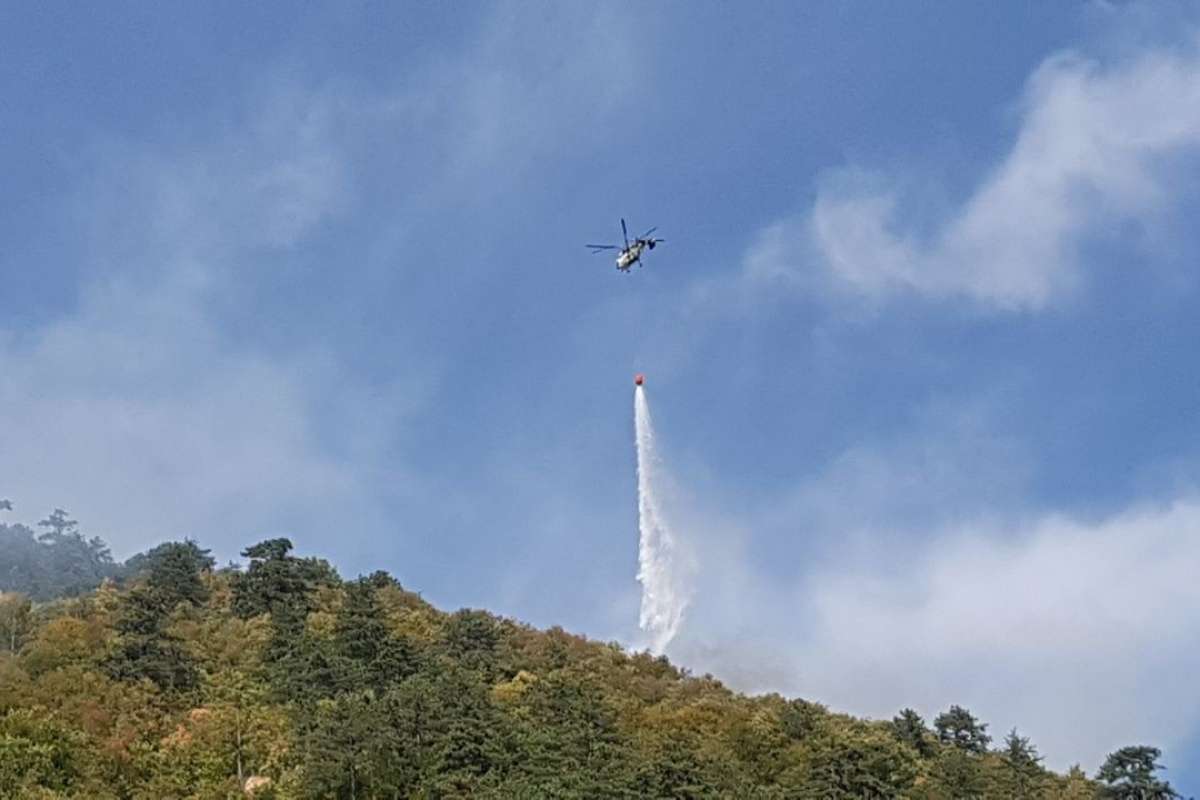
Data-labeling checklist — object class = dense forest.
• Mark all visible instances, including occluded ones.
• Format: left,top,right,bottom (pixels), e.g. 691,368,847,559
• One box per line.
0,504,1184,798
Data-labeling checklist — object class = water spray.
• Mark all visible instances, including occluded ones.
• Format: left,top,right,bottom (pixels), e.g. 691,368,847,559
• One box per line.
634,374,689,653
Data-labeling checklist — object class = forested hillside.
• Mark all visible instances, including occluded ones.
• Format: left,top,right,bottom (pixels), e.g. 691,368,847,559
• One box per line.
0,507,1180,798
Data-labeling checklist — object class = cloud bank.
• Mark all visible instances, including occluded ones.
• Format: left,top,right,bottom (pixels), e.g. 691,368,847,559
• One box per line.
669,439,1200,773
0,84,395,560
748,39,1200,310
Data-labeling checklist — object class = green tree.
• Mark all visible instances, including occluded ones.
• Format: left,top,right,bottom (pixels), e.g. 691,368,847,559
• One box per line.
796,729,918,799
333,577,417,694
1097,746,1181,800
195,613,284,792
440,609,501,678
1058,764,1099,799
106,587,197,691
105,538,212,692
631,729,721,800
890,708,934,757
145,540,213,608
0,593,32,653
300,691,404,800
0,709,83,798
933,704,991,754
999,728,1047,799
232,538,338,620
501,674,637,797
427,670,510,794
925,747,987,800
123,537,213,576
780,698,827,741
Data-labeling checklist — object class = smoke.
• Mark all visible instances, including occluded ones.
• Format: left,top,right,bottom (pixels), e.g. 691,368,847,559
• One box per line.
634,385,691,653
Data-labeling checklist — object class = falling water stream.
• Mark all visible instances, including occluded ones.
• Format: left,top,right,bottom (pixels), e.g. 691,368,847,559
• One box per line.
634,385,688,653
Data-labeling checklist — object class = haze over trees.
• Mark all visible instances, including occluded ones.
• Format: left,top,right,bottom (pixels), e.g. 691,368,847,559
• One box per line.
0,505,1185,798
0,504,118,600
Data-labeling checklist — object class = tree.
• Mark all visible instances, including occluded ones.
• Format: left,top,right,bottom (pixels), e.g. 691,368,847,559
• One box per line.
1097,746,1181,800
1,510,115,599
999,728,1047,799
933,705,991,754
18,616,103,676
231,538,338,620
300,691,407,800
106,588,197,691
426,669,510,794
143,540,213,609
122,539,213,578
37,509,78,541
1058,764,1099,800
333,577,417,693
190,609,281,792
890,708,934,757
780,698,827,741
0,709,83,797
500,674,637,796
631,728,722,799
795,729,918,798
0,593,32,653
440,609,501,678
919,746,988,800
104,539,212,692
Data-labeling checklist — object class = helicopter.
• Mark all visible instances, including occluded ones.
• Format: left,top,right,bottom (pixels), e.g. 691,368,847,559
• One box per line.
587,219,664,272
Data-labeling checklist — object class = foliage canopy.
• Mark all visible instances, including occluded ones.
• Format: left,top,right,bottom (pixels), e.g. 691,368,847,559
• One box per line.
0,508,1170,798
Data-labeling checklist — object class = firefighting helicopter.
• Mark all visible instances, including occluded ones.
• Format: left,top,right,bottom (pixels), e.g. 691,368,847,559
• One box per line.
586,219,665,272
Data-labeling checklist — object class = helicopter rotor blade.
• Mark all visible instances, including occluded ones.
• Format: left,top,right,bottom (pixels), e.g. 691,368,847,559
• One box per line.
586,244,618,251
621,218,629,249
641,226,657,239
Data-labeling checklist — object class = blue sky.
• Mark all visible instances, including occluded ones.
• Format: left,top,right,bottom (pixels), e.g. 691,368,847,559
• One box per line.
3,0,1200,786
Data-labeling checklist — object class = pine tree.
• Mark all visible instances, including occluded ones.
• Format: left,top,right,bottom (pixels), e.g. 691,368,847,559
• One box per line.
231,538,338,620
933,705,991,754
440,609,501,678
104,536,213,691
1097,746,1181,800
891,708,934,757
334,577,418,694
999,728,1047,799
106,587,197,691
36,509,77,541
144,540,212,608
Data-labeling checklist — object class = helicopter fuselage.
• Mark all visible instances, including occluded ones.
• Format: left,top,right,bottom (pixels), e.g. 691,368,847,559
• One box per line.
616,243,645,271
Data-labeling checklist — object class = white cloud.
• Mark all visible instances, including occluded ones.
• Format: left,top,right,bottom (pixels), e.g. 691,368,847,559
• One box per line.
0,83,402,561
798,499,1200,771
752,39,1200,310
664,428,1200,772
